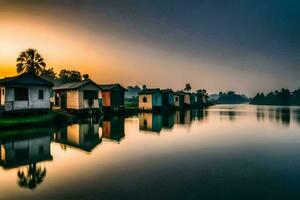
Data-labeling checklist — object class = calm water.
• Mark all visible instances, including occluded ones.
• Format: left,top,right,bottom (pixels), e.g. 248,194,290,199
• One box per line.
1,105,300,200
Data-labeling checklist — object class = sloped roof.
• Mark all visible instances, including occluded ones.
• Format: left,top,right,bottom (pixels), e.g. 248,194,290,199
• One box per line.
53,80,100,90
138,88,161,94
161,89,174,93
0,72,54,87
174,91,188,96
99,84,127,91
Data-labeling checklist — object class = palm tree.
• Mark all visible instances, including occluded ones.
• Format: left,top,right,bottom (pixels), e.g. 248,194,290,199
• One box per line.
16,48,46,75
184,83,192,92
17,163,47,190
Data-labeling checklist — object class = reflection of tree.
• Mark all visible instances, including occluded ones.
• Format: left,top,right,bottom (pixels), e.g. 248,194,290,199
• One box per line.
17,163,46,190
60,144,67,151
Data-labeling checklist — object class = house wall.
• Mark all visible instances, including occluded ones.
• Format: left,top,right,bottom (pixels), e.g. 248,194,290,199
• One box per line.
0,87,5,105
102,91,111,107
111,91,125,107
174,95,180,107
139,94,153,110
184,94,191,105
4,86,51,111
152,92,162,107
67,90,80,109
168,93,174,105
78,84,100,109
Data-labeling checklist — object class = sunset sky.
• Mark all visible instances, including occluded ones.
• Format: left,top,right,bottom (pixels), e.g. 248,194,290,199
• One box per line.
0,0,299,95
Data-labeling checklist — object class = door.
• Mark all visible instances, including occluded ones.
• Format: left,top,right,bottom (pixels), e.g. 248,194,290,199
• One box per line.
61,92,67,109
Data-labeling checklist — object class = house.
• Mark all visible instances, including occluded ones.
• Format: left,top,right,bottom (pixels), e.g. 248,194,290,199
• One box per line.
54,120,101,152
139,113,162,133
191,92,208,108
99,84,127,112
102,115,125,143
0,134,52,169
138,88,162,111
190,93,199,108
0,72,54,112
53,80,101,113
161,89,175,108
173,91,185,109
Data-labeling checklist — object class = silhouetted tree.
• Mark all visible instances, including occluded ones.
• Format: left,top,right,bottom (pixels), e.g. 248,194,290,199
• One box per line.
213,91,249,104
40,67,57,81
16,48,46,75
58,69,82,83
83,74,90,81
250,88,299,105
142,85,147,90
184,83,192,92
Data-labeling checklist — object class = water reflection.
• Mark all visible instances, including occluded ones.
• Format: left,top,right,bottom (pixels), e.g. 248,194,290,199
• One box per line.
54,118,102,152
294,109,300,125
139,113,162,133
162,112,175,129
257,107,292,126
139,110,208,133
102,115,125,143
0,133,52,190
1,105,300,199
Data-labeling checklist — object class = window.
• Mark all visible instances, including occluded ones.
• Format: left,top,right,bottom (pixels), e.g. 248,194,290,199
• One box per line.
14,88,28,101
83,90,98,100
39,89,44,100
175,97,179,102
2,89,4,95
143,97,147,102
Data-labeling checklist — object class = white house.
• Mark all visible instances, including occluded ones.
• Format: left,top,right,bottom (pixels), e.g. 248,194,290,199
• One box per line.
138,88,162,111
0,72,53,112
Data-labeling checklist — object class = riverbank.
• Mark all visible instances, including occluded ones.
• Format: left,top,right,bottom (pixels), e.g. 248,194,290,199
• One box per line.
0,111,75,130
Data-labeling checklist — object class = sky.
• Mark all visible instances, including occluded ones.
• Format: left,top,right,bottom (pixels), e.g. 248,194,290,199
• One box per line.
0,0,299,95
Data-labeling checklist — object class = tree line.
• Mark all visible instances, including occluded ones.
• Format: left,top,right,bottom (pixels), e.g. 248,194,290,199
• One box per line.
16,48,89,84
250,88,300,106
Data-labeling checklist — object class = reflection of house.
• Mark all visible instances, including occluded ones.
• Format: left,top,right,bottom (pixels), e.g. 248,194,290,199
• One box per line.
162,89,175,108
53,80,101,112
139,113,162,133
102,116,125,143
0,72,53,112
174,111,190,124
0,134,52,169
162,112,175,129
55,121,101,152
99,84,127,112
184,110,191,125
138,89,162,111
190,93,198,108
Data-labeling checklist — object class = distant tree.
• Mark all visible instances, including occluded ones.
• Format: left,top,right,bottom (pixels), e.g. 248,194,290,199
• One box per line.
184,83,192,92
16,48,46,75
83,74,90,81
58,69,82,83
142,85,147,90
40,67,57,81
250,88,296,106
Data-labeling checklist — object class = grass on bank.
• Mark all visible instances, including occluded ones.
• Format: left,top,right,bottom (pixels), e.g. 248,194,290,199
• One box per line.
0,111,74,129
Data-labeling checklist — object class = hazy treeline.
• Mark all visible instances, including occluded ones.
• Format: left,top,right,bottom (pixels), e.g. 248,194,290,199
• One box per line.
210,91,249,104
250,89,300,106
